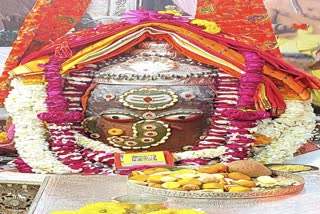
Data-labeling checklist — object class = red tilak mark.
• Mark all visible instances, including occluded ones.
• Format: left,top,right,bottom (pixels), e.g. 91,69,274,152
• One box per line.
143,97,153,102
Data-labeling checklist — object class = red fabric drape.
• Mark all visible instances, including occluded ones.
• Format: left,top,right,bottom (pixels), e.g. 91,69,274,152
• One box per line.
196,0,280,56
3,0,92,74
0,0,91,105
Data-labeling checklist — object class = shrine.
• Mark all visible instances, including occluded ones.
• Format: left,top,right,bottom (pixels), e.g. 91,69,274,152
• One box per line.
1,1,320,214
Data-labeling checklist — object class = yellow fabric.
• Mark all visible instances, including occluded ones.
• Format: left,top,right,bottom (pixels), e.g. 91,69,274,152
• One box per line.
61,23,153,72
61,24,244,75
278,27,320,57
263,65,311,101
310,70,320,106
9,56,49,77
255,83,272,111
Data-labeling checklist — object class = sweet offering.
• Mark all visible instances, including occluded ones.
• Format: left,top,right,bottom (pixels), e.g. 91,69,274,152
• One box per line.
2,8,320,174
266,164,319,173
128,163,304,197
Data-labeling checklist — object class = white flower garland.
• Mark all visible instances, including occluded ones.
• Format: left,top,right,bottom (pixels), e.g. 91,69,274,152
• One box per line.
250,100,316,163
74,132,226,162
5,79,73,174
173,147,227,161
5,80,317,173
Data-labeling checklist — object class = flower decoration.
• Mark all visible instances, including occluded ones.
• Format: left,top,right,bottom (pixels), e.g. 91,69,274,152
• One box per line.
121,10,189,24
158,5,183,17
51,203,204,214
221,109,270,121
51,211,77,214
4,16,317,174
174,147,227,162
252,133,273,146
158,10,182,16
147,209,205,214
195,71,239,151
4,79,73,174
221,52,267,162
250,100,316,163
38,111,67,123
191,19,221,34
78,202,128,214
0,132,9,144
5,65,316,172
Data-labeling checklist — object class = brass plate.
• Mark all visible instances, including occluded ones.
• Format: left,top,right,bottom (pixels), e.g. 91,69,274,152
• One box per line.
127,171,304,199
265,164,319,173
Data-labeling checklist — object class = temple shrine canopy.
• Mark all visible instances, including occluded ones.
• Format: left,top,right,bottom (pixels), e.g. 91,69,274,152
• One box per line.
2,9,320,174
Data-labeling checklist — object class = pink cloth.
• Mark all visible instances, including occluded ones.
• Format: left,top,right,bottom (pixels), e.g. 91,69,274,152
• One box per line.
173,0,197,16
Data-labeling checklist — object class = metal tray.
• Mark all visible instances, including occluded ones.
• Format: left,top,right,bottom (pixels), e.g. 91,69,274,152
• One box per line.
127,171,304,199
265,164,319,173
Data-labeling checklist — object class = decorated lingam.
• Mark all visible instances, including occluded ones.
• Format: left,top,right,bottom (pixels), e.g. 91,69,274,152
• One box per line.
82,41,216,152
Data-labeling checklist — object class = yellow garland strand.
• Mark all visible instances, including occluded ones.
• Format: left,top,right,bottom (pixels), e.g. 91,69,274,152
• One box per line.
146,208,205,214
51,202,205,214
158,10,182,16
191,19,221,34
0,132,9,143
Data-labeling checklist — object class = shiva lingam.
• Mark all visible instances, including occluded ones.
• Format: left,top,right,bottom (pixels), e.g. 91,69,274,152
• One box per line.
82,40,219,152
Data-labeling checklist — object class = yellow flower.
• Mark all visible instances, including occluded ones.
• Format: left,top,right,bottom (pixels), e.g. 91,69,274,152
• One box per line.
78,202,128,214
146,208,206,214
191,19,221,34
51,211,78,214
0,132,9,143
158,10,182,16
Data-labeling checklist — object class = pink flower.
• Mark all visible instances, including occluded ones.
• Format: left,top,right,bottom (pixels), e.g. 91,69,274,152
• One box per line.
46,100,69,111
38,111,67,123
221,109,270,120
121,10,189,24
14,158,33,173
82,166,101,174
47,84,63,92
67,111,84,122
48,90,62,96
